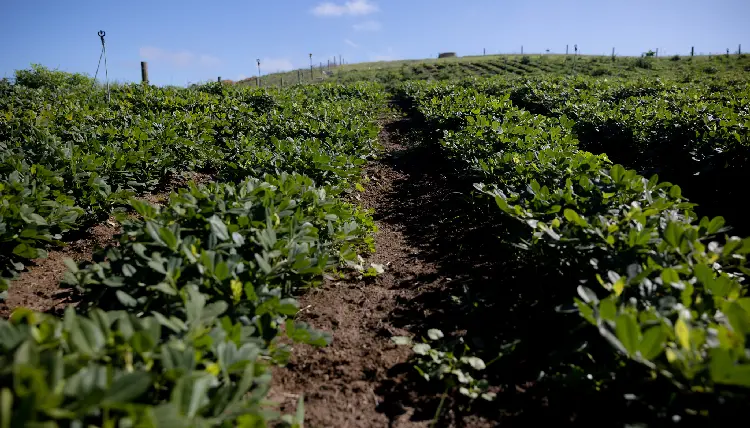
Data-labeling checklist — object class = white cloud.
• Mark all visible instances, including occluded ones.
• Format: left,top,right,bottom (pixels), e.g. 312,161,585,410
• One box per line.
259,58,295,74
312,0,378,17
344,39,359,48
353,20,382,31
139,46,221,68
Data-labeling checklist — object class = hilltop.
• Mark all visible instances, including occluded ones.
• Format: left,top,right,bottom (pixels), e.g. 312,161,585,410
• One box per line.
237,53,750,87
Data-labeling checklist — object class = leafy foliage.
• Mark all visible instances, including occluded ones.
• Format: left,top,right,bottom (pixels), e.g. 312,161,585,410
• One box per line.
399,75,750,420
0,66,386,426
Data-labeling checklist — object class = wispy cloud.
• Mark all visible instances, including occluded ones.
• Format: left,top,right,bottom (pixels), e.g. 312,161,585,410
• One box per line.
139,46,221,68
353,20,382,31
369,47,397,62
344,39,359,48
259,58,295,73
312,0,378,17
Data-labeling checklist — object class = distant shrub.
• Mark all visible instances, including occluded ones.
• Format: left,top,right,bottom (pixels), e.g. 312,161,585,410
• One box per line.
703,65,719,74
520,56,531,65
743,65,750,72
633,57,653,69
670,55,681,61
590,67,612,76
14,64,94,89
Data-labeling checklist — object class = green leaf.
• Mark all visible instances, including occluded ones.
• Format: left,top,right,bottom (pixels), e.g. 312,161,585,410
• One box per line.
102,372,152,404
116,290,138,308
707,216,726,234
639,326,666,360
208,215,229,241
391,336,412,345
12,243,39,259
254,253,273,274
599,298,617,322
564,208,589,227
615,313,640,355
413,343,431,355
462,356,486,370
427,329,444,340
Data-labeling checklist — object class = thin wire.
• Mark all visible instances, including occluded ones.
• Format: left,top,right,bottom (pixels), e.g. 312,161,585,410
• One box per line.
102,43,110,102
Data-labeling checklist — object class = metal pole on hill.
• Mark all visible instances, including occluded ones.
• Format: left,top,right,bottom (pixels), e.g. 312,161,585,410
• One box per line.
141,61,149,84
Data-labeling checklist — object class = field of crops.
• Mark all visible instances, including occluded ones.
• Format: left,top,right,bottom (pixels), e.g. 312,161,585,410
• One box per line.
1,59,750,426
0,66,386,426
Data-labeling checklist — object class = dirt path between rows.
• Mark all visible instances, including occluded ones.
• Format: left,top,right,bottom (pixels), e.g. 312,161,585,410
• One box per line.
269,108,506,427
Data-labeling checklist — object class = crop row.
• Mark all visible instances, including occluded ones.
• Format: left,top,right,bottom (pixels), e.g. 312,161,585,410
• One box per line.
411,74,750,231
398,78,750,418
0,66,386,426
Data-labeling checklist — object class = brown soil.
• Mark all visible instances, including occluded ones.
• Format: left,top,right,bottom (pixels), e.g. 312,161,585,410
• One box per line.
0,171,216,318
268,111,501,427
0,218,120,318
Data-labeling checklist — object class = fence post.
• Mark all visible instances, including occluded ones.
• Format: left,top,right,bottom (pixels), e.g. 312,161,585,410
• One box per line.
140,61,149,84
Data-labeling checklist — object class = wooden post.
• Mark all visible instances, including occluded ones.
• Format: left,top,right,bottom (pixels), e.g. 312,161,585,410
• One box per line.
140,61,149,83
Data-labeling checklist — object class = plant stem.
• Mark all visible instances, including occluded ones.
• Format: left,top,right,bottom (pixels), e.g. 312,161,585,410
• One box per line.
432,385,450,427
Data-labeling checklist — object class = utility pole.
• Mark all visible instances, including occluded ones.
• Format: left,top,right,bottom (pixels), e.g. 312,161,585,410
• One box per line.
257,59,261,87
691,46,695,57
566,44,569,55
309,53,313,79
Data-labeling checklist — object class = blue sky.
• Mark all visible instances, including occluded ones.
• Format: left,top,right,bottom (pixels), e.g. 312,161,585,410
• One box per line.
1,0,747,86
